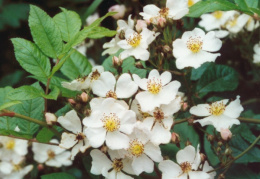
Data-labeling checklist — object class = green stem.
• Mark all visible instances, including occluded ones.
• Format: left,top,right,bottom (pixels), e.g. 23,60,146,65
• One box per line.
2,109,61,139
242,98,260,105
148,59,158,68
174,118,188,124
238,117,260,124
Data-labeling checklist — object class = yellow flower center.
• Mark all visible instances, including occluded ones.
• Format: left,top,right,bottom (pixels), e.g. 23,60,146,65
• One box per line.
13,164,21,171
188,0,194,7
77,76,87,83
127,33,142,48
106,90,117,99
159,8,169,17
212,11,223,19
112,159,123,172
187,37,203,53
6,140,15,150
147,78,162,94
47,150,55,159
180,162,192,173
209,102,225,116
227,18,238,27
102,113,120,132
90,70,100,81
129,139,144,157
153,108,164,123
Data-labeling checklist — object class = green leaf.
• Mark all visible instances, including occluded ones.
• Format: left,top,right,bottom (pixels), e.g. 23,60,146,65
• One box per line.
244,0,258,8
250,7,260,16
160,143,179,161
14,83,45,135
173,122,199,148
11,38,51,78
53,8,82,42
196,64,239,97
0,70,25,87
60,50,92,80
8,85,59,100
36,127,54,143
122,57,148,78
82,0,103,23
187,0,241,18
235,0,258,9
226,164,260,179
0,101,21,111
85,27,117,39
0,129,33,139
191,62,213,81
41,172,76,179
29,5,63,59
55,104,71,117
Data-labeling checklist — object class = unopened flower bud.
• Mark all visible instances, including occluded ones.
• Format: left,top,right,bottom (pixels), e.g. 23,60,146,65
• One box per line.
108,5,126,19
181,102,188,111
200,153,206,163
112,56,122,67
81,92,89,103
37,164,44,171
218,141,223,146
45,113,57,125
135,62,144,68
185,140,192,146
218,174,225,179
217,147,221,152
163,45,171,53
135,20,147,32
157,17,166,28
225,148,232,155
207,134,214,142
101,145,108,153
119,30,125,39
220,128,232,141
171,132,180,144
83,109,92,116
68,98,76,105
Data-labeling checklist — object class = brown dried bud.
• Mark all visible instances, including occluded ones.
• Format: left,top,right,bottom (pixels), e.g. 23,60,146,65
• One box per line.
225,148,232,155
217,147,222,152
101,145,108,153
171,132,180,144
185,140,192,146
118,30,125,39
163,45,171,53
112,56,122,67
135,62,144,68
37,164,44,171
83,109,92,116
187,117,194,125
200,153,207,163
207,134,214,142
181,102,188,111
218,174,225,179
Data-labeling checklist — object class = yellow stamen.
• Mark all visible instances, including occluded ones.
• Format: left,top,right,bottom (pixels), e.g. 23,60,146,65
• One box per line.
180,162,192,173
47,150,55,159
112,159,123,172
129,139,144,157
209,101,226,116
159,8,169,17
127,33,142,48
6,140,15,150
106,90,117,99
186,37,203,53
188,0,194,7
102,113,120,132
212,11,223,19
147,78,162,94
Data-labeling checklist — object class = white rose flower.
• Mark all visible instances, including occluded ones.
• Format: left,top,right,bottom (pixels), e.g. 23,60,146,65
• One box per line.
253,42,260,64
32,139,72,167
83,98,136,150
140,97,181,145
0,136,28,163
58,110,90,160
190,96,244,132
172,28,222,69
159,145,210,179
133,69,181,112
117,28,159,61
92,72,138,99
61,77,89,91
202,161,216,179
245,16,259,31
109,5,126,19
225,13,250,33
117,15,134,33
85,65,105,88
90,149,135,179
86,12,99,26
140,0,189,23
187,0,201,7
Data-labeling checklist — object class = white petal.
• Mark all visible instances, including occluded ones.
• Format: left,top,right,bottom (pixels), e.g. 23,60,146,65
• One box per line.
148,69,160,79
132,154,154,175
117,39,132,49
116,73,138,98
132,74,148,90
172,39,192,59
83,111,103,128
162,96,182,116
136,91,158,112
144,142,163,162
85,127,106,148
90,149,112,175
119,111,136,134
189,171,210,179
106,131,130,150
117,171,133,179
71,142,82,160
160,71,172,85
190,104,211,117
202,31,222,52
140,5,160,20
176,145,196,165
133,48,150,61
159,160,182,178
57,110,82,134
150,122,172,145
92,72,116,97
224,96,243,118
182,28,205,42
59,132,78,149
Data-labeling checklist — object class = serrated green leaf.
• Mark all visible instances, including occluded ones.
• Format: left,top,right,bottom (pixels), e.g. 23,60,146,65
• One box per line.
191,62,213,81
85,27,117,39
196,64,239,97
11,38,51,78
0,101,21,111
41,172,76,179
122,57,148,78
14,83,44,135
187,0,241,17
60,50,92,80
53,8,82,42
0,129,33,139
160,143,179,161
36,127,54,143
29,5,63,58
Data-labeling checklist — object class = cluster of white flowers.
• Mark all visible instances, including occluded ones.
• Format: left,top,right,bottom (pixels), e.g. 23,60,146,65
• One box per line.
199,10,259,37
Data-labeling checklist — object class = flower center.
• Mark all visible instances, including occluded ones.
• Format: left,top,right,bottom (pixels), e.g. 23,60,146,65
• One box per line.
76,132,85,141
159,8,169,17
127,33,142,48
112,159,123,172
106,90,117,99
13,164,21,171
212,11,223,19
209,102,225,116
188,0,194,7
77,76,87,83
47,150,55,159
90,70,100,81
180,162,192,173
147,78,162,94
102,113,120,132
187,37,203,53
153,108,164,122
129,139,144,157
227,17,238,27
6,140,15,150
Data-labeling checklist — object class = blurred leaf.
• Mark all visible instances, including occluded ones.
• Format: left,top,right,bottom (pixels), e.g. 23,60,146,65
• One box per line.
0,70,25,87
0,129,32,139
191,62,213,81
82,156,99,179
82,0,103,23
0,101,21,111
160,143,179,161
122,57,148,78
36,127,54,143
11,38,51,78
41,172,76,179
196,64,239,97
187,0,241,17
226,164,260,179
29,5,63,59
60,50,92,80
54,8,82,42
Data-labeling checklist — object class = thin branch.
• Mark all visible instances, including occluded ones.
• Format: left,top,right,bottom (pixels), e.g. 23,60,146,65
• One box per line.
44,78,51,113
174,118,188,125
238,117,260,124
